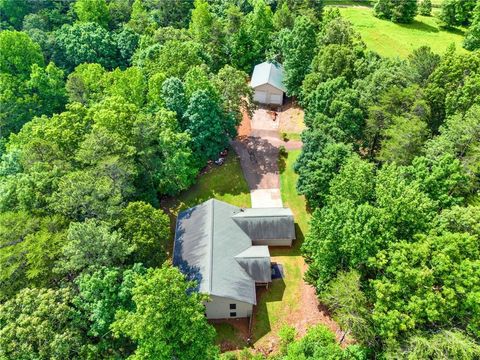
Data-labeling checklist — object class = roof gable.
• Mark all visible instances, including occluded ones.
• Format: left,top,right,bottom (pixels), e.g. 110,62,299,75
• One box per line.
251,62,286,92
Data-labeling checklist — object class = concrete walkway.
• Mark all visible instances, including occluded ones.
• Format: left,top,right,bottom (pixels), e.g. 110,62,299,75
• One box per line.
232,108,302,208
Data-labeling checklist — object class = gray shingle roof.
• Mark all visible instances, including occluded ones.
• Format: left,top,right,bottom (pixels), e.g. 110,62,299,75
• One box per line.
173,200,295,305
232,208,296,241
250,62,286,92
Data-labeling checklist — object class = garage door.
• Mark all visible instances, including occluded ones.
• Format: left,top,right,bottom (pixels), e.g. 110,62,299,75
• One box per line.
270,94,283,105
254,90,267,103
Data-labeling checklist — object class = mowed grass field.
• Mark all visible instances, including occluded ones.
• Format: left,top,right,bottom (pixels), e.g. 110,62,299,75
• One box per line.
335,6,467,58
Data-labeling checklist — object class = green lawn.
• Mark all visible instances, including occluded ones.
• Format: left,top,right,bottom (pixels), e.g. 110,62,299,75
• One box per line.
336,7,467,58
161,153,251,223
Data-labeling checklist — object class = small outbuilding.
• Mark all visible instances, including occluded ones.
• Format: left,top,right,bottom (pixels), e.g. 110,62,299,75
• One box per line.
250,62,286,105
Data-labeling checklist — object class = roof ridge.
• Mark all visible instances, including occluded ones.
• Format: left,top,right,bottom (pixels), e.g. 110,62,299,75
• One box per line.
208,199,214,293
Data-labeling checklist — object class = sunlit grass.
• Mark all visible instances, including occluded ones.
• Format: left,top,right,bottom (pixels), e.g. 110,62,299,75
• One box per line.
335,6,467,58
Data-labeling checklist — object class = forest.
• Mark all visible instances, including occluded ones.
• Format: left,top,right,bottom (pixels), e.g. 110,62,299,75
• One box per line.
0,0,479,359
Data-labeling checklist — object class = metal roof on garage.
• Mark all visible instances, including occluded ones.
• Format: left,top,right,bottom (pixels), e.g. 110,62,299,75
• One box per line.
250,62,286,92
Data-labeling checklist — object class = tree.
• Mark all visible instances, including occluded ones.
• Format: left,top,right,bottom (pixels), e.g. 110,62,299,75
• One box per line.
0,30,44,78
54,22,120,71
372,232,480,343
320,272,374,344
418,0,432,16
213,65,255,123
0,0,29,29
387,330,480,360
243,0,274,69
184,90,235,165
374,0,418,23
119,201,169,267
56,219,132,276
74,0,110,28
26,62,67,116
161,77,187,117
127,0,154,34
138,40,205,78
425,50,480,130
408,46,440,85
280,325,366,359
0,288,84,359
111,265,219,360
0,212,66,300
66,63,107,104
50,157,134,218
295,136,353,208
440,0,476,27
424,104,480,184
73,265,146,358
377,115,429,165
463,2,480,51
282,16,317,97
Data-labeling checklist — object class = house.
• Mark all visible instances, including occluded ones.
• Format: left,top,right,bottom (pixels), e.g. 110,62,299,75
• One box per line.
173,199,295,319
250,62,286,105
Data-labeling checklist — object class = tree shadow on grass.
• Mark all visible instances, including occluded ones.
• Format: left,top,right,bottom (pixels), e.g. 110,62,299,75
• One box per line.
397,19,439,33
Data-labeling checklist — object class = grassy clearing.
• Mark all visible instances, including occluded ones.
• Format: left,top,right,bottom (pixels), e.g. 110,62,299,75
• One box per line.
336,7,466,58
161,153,251,222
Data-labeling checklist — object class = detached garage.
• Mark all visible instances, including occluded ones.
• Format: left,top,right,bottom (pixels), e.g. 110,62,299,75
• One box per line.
251,62,286,105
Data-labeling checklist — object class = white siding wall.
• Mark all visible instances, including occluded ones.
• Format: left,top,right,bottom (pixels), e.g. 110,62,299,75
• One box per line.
204,295,253,319
253,84,284,105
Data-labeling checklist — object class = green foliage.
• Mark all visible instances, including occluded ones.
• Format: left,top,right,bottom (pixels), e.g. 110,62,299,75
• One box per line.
0,0,29,29
295,136,353,208
387,330,480,360
73,264,146,357
425,50,480,130
374,0,418,23
372,231,480,343
54,22,134,71
463,2,480,51
0,287,84,359
56,219,132,276
439,0,477,27
213,65,255,122
377,115,429,165
279,325,297,355
407,46,440,86
0,30,44,77
320,271,375,346
282,15,317,97
184,90,236,165
279,325,366,359
418,0,432,16
0,212,66,300
112,265,219,360
74,0,110,28
120,201,169,267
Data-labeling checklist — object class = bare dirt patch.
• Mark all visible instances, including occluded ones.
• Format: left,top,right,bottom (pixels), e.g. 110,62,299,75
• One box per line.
278,102,305,135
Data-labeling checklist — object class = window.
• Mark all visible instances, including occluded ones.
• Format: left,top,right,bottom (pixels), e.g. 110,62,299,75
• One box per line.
229,304,236,310
230,312,237,317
